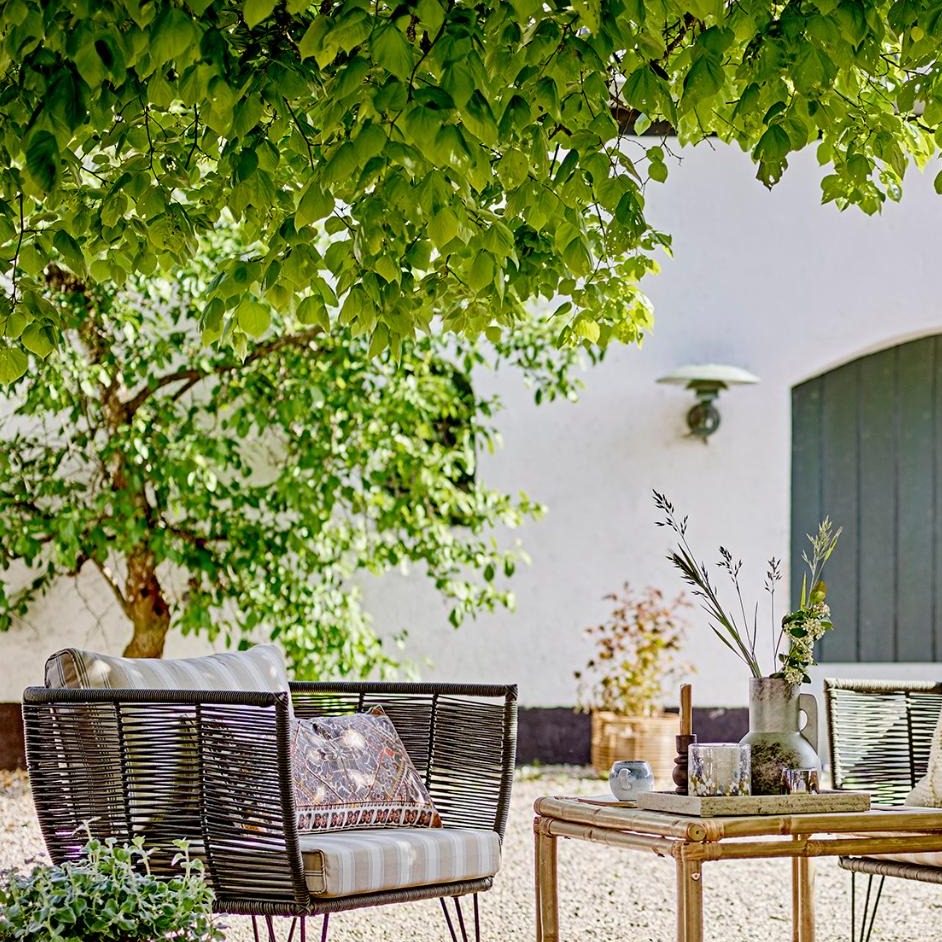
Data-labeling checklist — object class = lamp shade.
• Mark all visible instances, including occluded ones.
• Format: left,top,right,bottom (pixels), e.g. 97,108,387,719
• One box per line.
656,364,760,388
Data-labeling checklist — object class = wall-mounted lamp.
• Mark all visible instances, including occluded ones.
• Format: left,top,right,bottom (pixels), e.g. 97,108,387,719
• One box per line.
657,364,760,441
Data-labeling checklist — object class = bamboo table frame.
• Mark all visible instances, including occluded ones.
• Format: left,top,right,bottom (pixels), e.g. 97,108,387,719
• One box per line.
533,796,942,942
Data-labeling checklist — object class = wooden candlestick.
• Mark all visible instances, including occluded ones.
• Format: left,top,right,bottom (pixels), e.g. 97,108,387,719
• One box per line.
673,684,696,794
680,683,692,737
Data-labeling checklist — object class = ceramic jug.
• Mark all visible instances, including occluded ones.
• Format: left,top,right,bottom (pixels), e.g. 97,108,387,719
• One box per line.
739,677,820,795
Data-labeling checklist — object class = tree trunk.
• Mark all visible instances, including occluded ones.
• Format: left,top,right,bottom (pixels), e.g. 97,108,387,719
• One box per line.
122,547,171,658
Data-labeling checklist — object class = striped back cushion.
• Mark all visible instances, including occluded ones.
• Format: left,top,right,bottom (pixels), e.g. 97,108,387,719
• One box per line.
45,644,291,695
42,644,293,840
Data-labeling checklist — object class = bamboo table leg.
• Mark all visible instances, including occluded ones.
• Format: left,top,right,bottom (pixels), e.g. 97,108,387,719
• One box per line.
796,855,815,942
677,856,703,942
792,856,800,942
534,818,559,942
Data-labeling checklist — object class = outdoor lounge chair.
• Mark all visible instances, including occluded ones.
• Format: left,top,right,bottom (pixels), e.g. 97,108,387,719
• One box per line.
825,677,942,942
22,645,517,942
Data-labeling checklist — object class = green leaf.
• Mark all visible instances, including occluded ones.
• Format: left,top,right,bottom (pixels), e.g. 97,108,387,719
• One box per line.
243,0,277,29
754,124,792,164
468,252,494,292
368,323,389,357
21,322,54,358
682,54,725,102
371,24,413,81
235,299,271,337
151,7,199,62
25,130,59,191
298,18,332,62
296,295,330,329
429,208,459,247
0,346,28,384
296,180,334,228
934,169,942,195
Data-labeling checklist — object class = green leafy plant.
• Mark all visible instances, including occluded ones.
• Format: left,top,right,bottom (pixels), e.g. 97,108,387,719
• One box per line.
0,834,222,942
654,491,841,684
2,1,942,374
574,583,692,716
0,237,592,677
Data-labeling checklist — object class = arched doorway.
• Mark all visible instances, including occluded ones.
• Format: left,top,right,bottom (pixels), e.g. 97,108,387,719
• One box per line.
791,333,942,663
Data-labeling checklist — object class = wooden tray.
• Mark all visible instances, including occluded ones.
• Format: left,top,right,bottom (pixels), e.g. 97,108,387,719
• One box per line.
573,794,638,808
637,789,871,817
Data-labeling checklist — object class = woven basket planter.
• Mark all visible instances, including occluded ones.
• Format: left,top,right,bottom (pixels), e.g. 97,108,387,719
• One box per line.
590,711,677,786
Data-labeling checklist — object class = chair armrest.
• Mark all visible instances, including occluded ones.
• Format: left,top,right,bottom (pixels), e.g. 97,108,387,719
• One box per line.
21,685,310,910
288,682,517,838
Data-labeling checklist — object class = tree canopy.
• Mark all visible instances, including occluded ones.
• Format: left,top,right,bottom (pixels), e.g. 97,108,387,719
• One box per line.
3,0,939,380
0,244,588,676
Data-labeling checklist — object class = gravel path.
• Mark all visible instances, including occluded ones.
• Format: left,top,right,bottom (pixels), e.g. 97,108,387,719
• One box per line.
4,766,942,941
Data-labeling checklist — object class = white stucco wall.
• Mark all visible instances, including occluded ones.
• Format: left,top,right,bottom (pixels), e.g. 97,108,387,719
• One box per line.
364,142,942,710
3,140,941,709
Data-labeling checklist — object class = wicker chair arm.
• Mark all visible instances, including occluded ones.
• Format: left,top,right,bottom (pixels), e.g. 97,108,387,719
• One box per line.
21,685,309,908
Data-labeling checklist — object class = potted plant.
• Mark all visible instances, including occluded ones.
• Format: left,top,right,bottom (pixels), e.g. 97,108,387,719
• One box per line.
0,832,223,942
575,582,692,782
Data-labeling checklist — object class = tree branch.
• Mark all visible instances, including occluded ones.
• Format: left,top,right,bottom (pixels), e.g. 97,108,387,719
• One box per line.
123,326,324,416
89,556,132,620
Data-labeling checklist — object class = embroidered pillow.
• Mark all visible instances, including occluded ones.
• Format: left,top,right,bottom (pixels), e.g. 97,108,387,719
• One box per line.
291,706,442,832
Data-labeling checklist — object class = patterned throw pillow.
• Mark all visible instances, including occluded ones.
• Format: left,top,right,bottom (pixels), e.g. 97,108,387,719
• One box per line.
291,706,442,832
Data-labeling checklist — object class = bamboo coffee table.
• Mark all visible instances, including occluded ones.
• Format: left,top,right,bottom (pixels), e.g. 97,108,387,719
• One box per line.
533,794,942,942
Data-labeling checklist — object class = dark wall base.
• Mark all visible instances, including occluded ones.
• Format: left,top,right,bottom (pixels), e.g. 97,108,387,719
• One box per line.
516,706,749,767
0,702,750,771
0,703,25,771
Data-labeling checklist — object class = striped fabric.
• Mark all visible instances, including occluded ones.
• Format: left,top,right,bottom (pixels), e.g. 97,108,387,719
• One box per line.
877,849,942,867
300,827,501,897
44,644,291,694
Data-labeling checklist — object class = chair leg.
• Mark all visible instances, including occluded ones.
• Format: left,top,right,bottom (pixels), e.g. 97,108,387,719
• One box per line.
439,895,480,942
440,897,460,942
250,916,310,942
850,872,886,942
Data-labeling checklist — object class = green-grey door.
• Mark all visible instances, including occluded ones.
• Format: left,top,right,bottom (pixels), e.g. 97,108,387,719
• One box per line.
791,334,942,662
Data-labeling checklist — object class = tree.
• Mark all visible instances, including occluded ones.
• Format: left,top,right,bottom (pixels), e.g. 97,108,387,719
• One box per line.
0,248,588,676
4,1,938,379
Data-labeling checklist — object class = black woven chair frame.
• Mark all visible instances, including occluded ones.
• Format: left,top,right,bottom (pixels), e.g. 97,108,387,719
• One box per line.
825,678,942,940
22,681,517,920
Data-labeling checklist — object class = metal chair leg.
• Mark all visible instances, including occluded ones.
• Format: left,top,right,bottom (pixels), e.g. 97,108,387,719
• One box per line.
851,872,886,942
440,897,460,942
439,895,479,942
251,916,308,942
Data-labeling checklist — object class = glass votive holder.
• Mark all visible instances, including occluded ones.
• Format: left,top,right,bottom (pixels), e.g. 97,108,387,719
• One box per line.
609,759,655,801
782,767,819,794
689,743,752,796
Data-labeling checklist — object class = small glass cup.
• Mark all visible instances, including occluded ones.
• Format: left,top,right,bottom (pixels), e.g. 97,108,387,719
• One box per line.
782,768,819,794
688,743,752,796
609,760,655,801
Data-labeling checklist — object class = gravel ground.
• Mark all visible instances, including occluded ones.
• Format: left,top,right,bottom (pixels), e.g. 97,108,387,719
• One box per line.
4,766,942,941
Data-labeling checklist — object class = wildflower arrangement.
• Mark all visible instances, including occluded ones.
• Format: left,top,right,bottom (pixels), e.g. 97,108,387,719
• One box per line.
653,491,841,685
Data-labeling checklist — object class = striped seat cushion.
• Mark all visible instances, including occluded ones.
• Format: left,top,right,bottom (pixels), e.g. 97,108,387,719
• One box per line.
44,643,291,695
300,827,501,897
